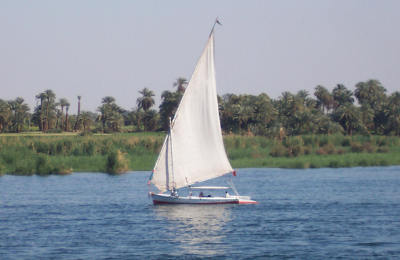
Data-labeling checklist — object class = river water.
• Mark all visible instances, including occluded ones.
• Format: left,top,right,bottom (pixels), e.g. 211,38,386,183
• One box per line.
1,167,400,259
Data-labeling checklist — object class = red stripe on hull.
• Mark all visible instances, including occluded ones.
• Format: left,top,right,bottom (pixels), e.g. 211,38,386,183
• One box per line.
153,200,239,205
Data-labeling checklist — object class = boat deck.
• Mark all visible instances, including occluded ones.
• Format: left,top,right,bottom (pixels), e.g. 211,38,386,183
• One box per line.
151,193,257,205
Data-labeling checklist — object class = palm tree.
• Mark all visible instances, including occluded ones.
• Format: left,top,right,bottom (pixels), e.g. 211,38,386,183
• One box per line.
9,97,30,132
137,88,155,112
386,92,400,135
65,101,70,131
44,89,56,131
74,95,82,131
173,77,188,93
58,98,68,130
332,84,354,109
159,90,183,130
297,90,309,101
253,93,276,130
35,92,47,131
355,80,388,133
143,110,159,131
80,111,95,131
102,96,116,105
0,99,11,132
355,79,387,107
314,85,334,113
332,104,364,135
77,96,81,115
98,96,123,132
359,104,375,133
130,108,145,131
33,90,57,132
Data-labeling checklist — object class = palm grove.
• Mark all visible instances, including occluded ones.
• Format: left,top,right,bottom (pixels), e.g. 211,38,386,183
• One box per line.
0,79,399,136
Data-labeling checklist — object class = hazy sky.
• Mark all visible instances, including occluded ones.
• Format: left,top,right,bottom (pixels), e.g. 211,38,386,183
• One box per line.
1,0,399,113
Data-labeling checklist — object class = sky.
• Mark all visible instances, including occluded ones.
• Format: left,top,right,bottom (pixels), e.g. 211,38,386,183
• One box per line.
1,0,399,114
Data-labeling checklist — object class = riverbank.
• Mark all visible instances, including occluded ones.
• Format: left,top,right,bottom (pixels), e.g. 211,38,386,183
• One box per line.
0,133,399,175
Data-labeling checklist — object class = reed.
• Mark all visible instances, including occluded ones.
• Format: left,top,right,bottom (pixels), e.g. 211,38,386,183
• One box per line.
106,150,129,174
0,133,399,175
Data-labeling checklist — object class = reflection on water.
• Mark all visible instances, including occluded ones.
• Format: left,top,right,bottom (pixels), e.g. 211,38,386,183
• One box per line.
154,205,233,256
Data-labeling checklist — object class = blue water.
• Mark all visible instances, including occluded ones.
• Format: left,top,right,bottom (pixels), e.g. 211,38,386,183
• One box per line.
1,167,400,259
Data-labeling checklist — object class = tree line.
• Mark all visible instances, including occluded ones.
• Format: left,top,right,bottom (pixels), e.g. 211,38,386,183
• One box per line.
0,78,399,136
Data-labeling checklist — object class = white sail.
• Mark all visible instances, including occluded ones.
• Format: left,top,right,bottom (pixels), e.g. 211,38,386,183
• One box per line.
151,32,233,193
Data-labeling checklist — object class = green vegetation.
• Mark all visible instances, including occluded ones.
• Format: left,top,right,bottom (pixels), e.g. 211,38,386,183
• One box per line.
225,134,400,169
0,133,399,175
106,150,129,174
1,78,399,175
0,79,399,137
0,133,164,175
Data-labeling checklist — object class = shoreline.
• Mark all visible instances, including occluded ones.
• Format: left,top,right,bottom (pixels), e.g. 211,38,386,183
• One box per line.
0,133,399,176
3,165,400,177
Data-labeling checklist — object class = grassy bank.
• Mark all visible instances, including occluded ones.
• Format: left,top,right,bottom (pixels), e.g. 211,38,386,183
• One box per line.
225,135,400,169
0,133,399,176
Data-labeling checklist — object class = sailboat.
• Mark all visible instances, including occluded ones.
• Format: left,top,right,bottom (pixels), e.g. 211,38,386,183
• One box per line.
148,21,257,205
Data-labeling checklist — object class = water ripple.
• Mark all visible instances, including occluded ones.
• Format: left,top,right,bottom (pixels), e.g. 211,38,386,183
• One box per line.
1,167,400,259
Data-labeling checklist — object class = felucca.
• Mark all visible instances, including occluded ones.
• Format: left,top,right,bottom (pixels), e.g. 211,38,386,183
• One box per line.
148,21,257,205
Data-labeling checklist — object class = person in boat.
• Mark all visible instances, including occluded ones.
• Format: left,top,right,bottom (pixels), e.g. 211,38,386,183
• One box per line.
199,191,204,197
225,191,230,198
171,188,178,197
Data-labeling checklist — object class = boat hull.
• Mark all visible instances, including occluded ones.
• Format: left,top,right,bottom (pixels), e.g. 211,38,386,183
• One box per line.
151,193,257,205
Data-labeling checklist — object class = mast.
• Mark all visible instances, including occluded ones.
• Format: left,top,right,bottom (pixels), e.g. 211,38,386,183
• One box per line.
165,133,170,191
165,117,176,192
169,117,176,191
209,17,221,37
